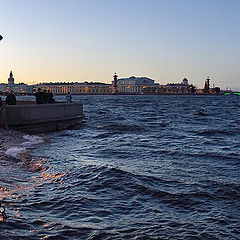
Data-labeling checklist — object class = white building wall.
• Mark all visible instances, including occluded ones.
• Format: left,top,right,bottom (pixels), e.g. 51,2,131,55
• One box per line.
115,77,158,93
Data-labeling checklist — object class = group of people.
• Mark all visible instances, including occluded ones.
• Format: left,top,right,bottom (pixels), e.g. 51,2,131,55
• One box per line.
0,89,73,107
0,90,16,107
35,89,72,104
34,88,55,104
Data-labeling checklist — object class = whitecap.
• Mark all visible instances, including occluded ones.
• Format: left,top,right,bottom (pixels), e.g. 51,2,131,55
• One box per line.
4,135,44,159
22,135,44,147
5,147,26,159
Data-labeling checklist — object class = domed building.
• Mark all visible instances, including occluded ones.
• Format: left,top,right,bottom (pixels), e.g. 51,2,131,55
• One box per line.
162,78,196,94
181,78,189,85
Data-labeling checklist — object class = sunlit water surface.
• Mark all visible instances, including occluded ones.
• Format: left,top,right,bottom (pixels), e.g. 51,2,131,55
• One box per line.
1,95,240,239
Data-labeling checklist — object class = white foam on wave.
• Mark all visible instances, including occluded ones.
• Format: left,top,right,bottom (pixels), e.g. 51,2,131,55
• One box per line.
22,135,44,147
5,135,44,159
5,147,26,159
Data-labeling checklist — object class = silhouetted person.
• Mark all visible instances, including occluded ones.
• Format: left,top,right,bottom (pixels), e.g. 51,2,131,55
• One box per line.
43,90,48,104
0,96,2,107
66,92,72,103
34,88,45,104
46,90,50,103
6,90,16,105
47,90,55,103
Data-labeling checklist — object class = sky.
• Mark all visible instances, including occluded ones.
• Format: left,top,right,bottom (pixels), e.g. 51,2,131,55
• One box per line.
0,0,240,90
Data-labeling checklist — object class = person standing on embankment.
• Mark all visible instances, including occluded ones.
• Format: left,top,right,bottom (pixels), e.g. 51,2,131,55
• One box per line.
66,92,72,103
34,88,45,104
5,90,16,105
46,90,55,103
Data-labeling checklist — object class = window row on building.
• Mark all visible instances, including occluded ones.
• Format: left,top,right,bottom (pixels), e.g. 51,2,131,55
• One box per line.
0,83,33,94
35,83,113,95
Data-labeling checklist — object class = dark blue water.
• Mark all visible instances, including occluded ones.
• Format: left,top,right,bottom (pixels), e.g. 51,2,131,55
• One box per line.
1,95,240,239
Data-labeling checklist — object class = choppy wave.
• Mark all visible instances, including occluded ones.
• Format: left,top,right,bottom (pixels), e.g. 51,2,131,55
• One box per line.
4,146,26,159
98,123,144,133
4,135,44,159
22,135,44,147
1,95,240,239
198,129,235,136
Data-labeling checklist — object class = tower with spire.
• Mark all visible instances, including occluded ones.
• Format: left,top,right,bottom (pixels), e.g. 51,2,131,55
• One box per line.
113,72,118,93
8,71,15,87
203,76,210,93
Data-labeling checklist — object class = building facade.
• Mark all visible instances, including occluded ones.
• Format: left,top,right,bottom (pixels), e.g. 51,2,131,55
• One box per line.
0,83,8,93
36,82,112,95
113,76,159,94
141,78,197,94
160,78,196,94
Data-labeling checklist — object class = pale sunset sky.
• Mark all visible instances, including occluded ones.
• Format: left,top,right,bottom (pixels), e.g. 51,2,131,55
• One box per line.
0,0,239,90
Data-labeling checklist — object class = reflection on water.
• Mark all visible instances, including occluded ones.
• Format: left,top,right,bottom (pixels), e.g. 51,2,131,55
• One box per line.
0,156,66,224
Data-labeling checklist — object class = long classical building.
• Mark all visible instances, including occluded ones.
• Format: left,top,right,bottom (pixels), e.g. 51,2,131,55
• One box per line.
35,82,112,95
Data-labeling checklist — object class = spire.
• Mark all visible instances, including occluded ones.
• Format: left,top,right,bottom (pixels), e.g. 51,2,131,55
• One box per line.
8,71,15,86
113,72,118,93
203,76,210,92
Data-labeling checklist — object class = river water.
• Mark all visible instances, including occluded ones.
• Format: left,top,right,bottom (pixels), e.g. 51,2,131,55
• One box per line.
0,95,240,239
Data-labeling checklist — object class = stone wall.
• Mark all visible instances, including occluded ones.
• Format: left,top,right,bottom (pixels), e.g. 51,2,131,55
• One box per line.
0,102,83,129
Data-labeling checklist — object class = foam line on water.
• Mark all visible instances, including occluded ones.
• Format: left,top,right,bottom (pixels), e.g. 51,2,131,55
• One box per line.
5,147,26,159
4,135,44,159
22,135,44,147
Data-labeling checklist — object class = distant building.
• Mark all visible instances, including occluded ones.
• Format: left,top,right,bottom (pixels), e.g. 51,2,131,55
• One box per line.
113,73,118,93
181,78,189,85
203,76,210,93
8,71,15,86
0,71,33,94
0,83,8,93
159,78,195,94
113,76,159,94
36,82,112,95
201,76,221,94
